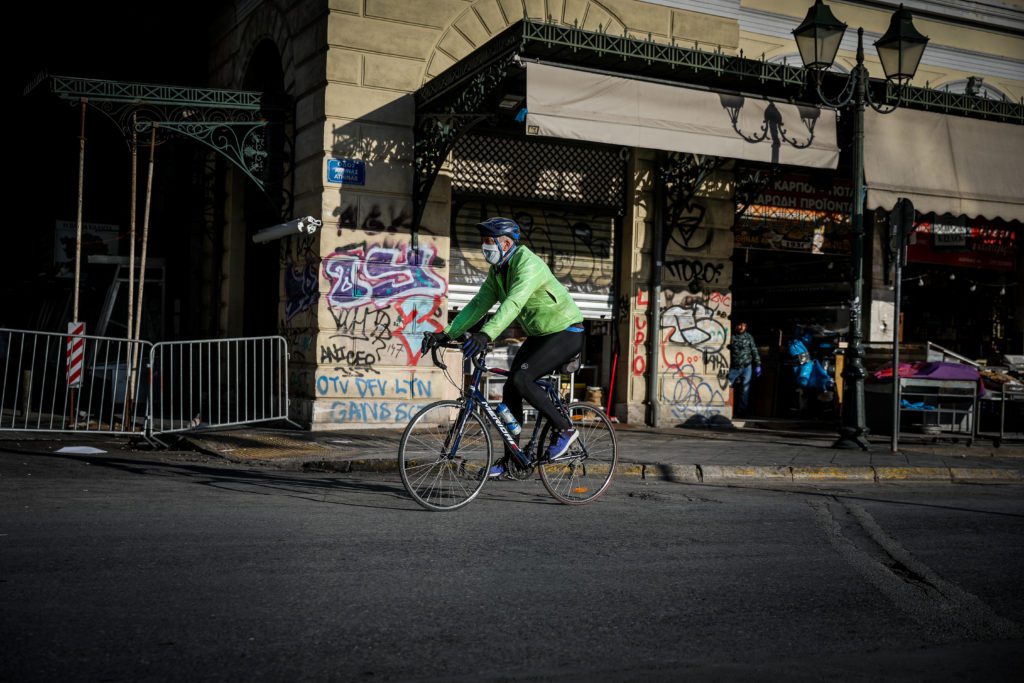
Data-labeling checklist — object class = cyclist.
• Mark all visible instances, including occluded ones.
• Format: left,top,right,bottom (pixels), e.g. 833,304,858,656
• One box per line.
422,217,585,478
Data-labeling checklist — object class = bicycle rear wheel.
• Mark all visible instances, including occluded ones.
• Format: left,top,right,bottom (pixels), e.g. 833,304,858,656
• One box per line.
398,400,493,511
538,403,617,504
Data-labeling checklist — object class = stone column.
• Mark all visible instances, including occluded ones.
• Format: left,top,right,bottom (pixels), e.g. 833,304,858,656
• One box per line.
653,165,735,425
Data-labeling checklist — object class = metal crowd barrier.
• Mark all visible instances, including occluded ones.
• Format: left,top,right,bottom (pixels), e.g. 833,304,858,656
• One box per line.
0,329,291,442
148,336,290,436
0,328,151,435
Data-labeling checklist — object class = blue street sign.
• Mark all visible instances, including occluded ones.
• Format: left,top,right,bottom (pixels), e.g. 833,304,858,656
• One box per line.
327,158,365,185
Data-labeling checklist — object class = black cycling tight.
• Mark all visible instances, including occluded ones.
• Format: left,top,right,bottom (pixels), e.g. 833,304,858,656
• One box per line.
503,328,584,433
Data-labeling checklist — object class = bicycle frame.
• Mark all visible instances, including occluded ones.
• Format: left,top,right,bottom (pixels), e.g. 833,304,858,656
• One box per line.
403,340,617,510
447,350,566,467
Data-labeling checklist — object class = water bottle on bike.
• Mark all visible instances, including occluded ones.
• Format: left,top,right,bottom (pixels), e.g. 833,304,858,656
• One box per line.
495,402,522,436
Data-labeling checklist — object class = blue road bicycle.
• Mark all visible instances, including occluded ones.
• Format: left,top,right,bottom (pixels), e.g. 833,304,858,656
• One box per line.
398,337,618,511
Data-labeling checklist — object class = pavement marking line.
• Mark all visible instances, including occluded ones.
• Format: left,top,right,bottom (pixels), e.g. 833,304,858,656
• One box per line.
699,464,792,481
874,466,952,481
949,467,1023,482
615,463,645,478
810,498,1023,641
791,466,874,481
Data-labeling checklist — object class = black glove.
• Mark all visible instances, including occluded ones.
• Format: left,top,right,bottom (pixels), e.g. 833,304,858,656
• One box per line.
461,331,490,357
421,331,448,354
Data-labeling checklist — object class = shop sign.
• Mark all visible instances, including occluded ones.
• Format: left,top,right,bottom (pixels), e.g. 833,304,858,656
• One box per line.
932,224,968,247
909,217,1017,270
736,173,852,254
54,220,120,273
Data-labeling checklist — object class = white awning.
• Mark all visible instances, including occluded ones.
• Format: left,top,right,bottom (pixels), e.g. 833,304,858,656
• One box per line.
865,106,1024,221
525,62,839,169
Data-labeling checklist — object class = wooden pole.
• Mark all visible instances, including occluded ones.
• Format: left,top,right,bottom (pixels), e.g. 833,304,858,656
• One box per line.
125,114,139,423
73,98,87,321
134,124,157,345
128,125,157,425
128,112,138,346
71,98,88,425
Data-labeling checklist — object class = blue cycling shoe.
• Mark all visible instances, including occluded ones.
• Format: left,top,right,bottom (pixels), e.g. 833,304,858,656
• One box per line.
547,428,579,460
485,462,507,478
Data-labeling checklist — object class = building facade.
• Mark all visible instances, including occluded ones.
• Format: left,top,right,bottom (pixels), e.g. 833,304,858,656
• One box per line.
187,0,1024,429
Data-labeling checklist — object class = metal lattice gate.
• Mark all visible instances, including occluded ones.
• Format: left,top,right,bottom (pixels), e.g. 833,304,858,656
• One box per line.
449,134,625,319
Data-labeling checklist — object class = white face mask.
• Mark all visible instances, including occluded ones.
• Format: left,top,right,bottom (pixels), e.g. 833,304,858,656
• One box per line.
482,243,502,265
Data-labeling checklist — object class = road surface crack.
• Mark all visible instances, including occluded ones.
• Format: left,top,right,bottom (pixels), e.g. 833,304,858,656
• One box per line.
810,497,1023,641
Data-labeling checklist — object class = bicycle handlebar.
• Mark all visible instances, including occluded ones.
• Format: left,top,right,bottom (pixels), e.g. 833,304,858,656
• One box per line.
427,333,490,372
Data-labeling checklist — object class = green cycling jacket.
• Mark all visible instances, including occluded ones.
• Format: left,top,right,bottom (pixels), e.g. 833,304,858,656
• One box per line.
445,246,583,340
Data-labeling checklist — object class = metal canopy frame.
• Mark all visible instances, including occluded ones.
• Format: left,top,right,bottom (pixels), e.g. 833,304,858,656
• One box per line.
46,75,290,197
413,18,1024,236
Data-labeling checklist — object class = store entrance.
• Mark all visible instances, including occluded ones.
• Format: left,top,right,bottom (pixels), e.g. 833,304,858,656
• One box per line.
730,167,855,421
731,248,851,420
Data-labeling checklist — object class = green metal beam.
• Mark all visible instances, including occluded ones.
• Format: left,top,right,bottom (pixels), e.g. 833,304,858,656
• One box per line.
414,17,1022,235
413,52,518,241
520,19,806,88
418,19,1024,124
47,75,281,195
49,75,263,109
879,80,1023,124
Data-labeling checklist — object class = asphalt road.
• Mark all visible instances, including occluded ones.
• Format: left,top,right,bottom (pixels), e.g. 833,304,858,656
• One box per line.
2,447,1023,681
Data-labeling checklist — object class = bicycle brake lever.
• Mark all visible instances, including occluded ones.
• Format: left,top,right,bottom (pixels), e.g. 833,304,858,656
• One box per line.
431,344,447,371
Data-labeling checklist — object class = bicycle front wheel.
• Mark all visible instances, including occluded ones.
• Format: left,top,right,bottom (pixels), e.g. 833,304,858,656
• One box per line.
538,403,618,505
398,400,493,511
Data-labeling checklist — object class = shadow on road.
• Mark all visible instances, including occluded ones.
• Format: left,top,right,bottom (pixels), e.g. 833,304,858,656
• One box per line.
3,447,563,512
678,479,1024,519
7,448,422,512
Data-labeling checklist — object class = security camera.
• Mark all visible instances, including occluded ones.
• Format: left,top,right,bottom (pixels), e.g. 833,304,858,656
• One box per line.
252,216,323,244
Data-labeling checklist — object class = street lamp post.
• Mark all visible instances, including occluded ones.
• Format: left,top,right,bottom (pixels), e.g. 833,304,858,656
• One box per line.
792,1,928,450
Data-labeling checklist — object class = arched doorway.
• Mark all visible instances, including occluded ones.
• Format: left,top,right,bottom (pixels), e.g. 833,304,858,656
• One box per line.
240,39,289,337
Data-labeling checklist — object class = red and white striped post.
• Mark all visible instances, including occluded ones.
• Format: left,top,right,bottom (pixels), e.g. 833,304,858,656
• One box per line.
67,322,85,424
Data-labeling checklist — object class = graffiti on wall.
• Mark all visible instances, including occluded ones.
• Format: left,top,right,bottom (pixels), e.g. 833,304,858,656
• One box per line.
661,295,730,374
658,290,733,420
314,375,434,425
323,241,446,311
667,202,714,253
321,238,447,367
450,203,614,295
284,263,319,321
664,258,726,292
325,401,422,424
631,289,649,377
281,324,316,363
280,235,320,367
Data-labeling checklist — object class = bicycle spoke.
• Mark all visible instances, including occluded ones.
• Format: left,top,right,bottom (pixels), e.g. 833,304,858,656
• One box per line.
539,404,617,504
399,401,492,511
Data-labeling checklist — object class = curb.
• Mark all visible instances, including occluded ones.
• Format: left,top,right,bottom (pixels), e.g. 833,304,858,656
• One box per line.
950,467,1023,482
791,466,876,481
297,457,1024,484
874,466,953,481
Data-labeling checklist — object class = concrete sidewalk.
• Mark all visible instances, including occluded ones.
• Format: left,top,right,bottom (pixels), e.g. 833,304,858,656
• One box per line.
168,421,1024,484
2,422,1021,484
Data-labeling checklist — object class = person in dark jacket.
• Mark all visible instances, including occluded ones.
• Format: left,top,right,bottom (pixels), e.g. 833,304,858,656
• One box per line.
728,321,761,417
